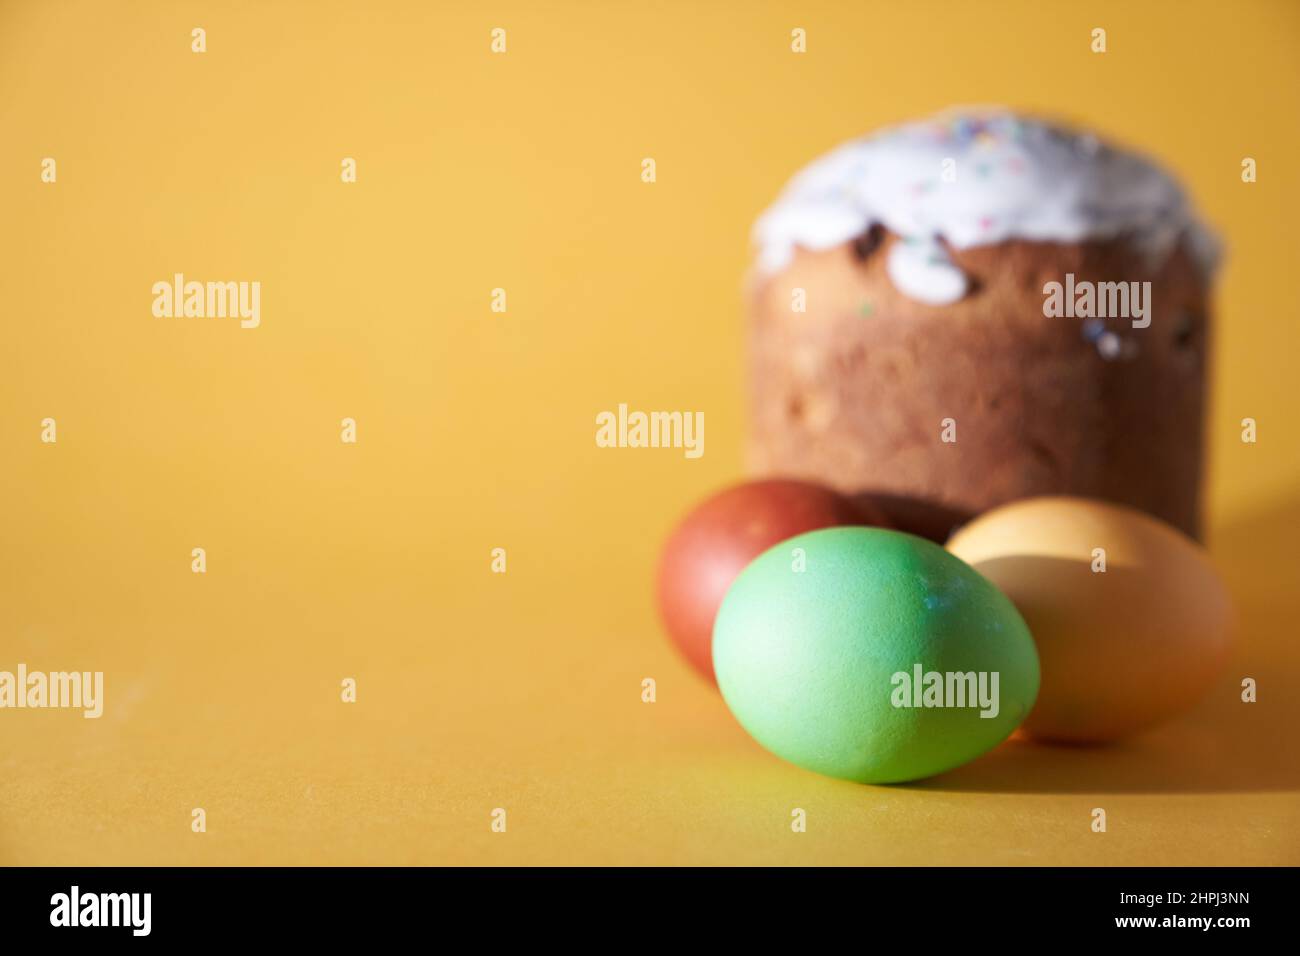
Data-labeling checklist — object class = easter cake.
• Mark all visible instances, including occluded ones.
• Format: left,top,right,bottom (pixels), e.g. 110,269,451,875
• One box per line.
746,110,1218,539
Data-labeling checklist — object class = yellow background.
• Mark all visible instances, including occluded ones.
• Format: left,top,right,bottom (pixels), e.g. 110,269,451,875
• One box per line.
2,0,1297,865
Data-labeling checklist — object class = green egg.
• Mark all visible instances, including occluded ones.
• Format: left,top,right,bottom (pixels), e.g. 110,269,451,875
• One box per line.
713,527,1039,784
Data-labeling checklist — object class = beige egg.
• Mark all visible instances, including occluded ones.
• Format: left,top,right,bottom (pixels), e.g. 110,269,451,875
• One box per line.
947,496,1233,743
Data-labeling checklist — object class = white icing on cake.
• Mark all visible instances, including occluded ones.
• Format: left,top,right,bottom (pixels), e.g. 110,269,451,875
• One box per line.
753,110,1218,305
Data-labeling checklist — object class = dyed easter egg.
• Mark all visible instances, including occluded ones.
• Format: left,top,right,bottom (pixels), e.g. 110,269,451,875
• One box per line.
713,527,1039,783
946,496,1233,743
657,480,887,682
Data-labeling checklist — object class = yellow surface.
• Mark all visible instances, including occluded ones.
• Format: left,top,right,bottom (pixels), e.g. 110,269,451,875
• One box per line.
2,0,1298,865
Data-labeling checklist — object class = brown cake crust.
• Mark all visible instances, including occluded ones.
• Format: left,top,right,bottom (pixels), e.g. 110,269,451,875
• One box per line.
746,231,1209,540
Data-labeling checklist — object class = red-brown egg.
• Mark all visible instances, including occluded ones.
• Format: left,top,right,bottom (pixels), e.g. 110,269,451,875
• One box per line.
656,479,889,683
